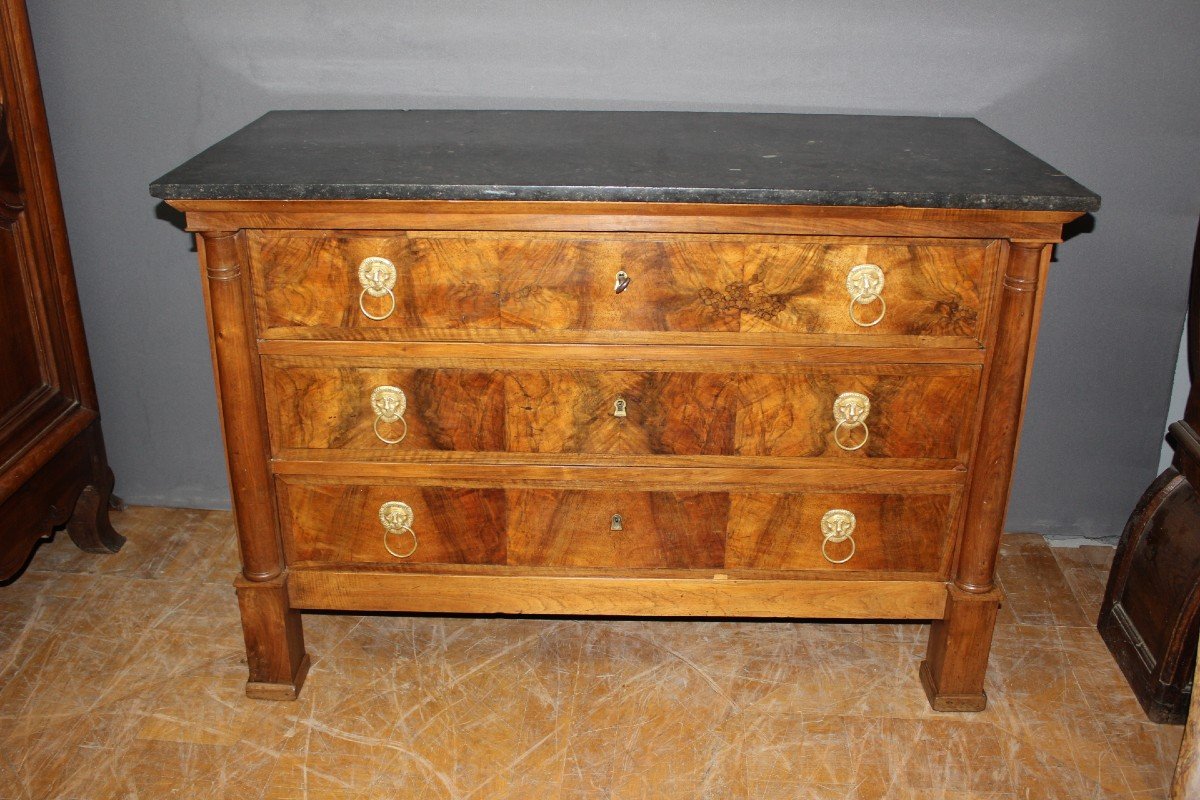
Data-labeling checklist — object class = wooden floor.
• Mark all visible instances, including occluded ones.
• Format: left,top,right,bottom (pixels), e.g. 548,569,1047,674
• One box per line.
0,506,1183,799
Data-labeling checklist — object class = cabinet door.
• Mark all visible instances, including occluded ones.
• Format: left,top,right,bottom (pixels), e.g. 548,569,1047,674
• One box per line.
0,3,98,464
0,131,44,418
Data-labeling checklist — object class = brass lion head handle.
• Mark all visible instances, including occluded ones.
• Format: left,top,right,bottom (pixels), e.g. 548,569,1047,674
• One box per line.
820,508,857,564
832,392,870,452
358,256,398,321
379,500,417,558
370,385,408,445
846,264,886,328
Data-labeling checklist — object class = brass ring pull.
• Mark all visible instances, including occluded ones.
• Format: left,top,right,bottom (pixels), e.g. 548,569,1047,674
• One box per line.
359,287,396,321
821,535,856,564
849,293,886,327
833,420,868,451
820,508,857,565
357,256,398,321
832,392,870,452
370,385,408,445
614,270,630,294
846,264,886,328
380,501,418,559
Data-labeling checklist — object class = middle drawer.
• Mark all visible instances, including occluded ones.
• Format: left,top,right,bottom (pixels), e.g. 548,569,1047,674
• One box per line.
262,356,980,466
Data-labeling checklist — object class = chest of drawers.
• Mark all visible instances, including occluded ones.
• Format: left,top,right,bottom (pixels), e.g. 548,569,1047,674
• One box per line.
152,111,1098,709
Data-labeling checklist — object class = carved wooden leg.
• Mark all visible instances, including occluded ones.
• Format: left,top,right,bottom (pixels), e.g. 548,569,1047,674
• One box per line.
236,575,309,700
919,585,1001,711
65,466,125,554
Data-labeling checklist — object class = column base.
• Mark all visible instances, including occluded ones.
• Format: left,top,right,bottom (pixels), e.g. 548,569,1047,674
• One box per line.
919,660,988,712
920,584,1002,712
235,573,309,701
247,653,310,701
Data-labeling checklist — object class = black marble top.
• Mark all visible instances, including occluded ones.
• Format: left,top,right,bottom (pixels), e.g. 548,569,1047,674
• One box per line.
150,110,1099,212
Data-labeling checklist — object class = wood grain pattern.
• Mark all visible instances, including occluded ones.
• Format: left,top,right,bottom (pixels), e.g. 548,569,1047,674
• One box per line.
257,339,987,364
731,367,976,461
250,231,995,344
270,461,969,490
726,491,956,574
507,489,727,569
262,357,978,463
249,231,502,332
280,474,954,576
262,361,506,452
287,569,950,619
279,480,506,566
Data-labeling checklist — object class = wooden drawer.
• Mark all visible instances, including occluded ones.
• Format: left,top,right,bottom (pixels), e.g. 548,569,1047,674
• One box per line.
507,489,726,569
726,491,957,573
262,357,979,465
278,476,956,575
249,231,996,345
279,481,506,565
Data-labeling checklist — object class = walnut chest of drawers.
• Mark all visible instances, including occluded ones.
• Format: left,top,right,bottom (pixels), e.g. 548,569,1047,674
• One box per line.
151,111,1099,709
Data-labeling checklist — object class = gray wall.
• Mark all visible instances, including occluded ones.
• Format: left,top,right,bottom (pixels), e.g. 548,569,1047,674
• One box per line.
25,1,1200,539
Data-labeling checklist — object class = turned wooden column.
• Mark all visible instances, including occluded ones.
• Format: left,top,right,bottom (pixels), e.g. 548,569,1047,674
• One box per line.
198,230,308,698
921,240,1052,711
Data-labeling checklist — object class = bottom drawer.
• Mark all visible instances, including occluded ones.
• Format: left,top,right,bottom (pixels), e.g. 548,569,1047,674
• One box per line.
278,478,958,574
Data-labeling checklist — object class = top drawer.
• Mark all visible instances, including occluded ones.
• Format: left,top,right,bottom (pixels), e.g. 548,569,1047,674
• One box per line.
248,231,997,346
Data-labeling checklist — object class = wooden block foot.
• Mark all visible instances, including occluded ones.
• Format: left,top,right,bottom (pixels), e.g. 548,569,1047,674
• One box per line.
235,574,308,700
246,653,310,700
921,584,1001,712
919,660,987,711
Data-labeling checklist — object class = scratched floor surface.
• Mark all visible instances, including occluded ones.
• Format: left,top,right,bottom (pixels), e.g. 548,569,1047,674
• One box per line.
0,506,1183,799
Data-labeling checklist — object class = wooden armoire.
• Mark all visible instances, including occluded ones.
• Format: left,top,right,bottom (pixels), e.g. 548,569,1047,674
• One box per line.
0,0,122,581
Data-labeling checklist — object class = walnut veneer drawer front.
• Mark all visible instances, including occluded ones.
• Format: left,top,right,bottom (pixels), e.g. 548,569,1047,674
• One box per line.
278,479,956,574
725,492,956,572
249,231,996,345
262,358,979,464
280,481,506,565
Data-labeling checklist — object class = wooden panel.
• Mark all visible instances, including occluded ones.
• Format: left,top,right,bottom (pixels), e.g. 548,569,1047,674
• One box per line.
249,230,502,334
733,367,976,461
747,241,990,338
262,357,978,464
500,236,740,333
280,472,953,576
262,360,506,452
0,217,43,416
279,480,506,566
506,369,736,457
726,490,956,573
507,489,727,568
257,339,987,365
287,569,950,619
270,461,968,490
251,231,995,344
